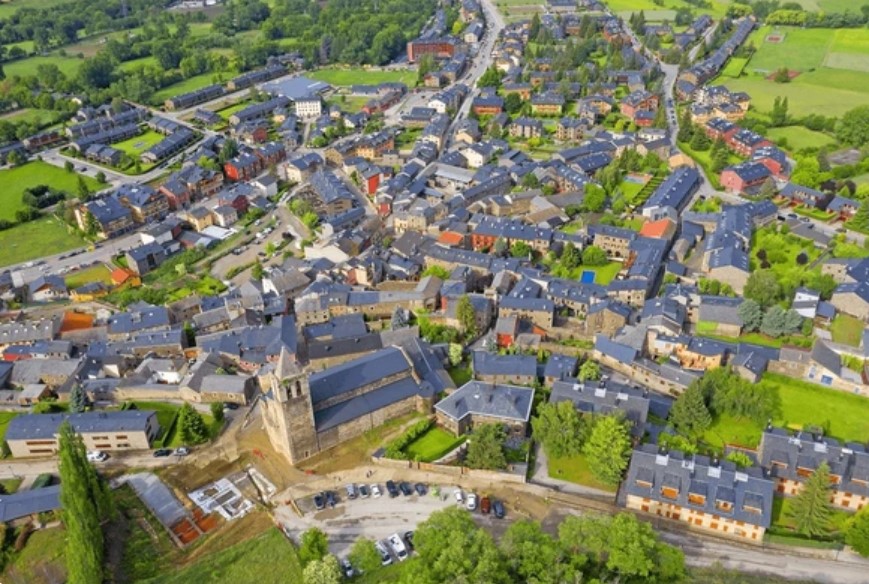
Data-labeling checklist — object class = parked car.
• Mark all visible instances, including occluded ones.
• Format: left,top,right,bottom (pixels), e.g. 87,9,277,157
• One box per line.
388,533,409,561
345,484,358,499
404,531,415,550
325,491,337,508
340,558,354,578
174,446,190,456
454,488,464,503
414,482,427,496
399,481,413,496
153,448,172,458
480,496,491,514
466,493,477,511
313,492,326,510
371,484,383,498
223,402,239,410
493,499,505,519
375,541,393,566
86,450,108,462
358,484,370,498
386,480,399,498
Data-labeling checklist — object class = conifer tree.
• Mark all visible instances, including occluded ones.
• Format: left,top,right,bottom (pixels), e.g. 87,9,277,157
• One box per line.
788,461,834,537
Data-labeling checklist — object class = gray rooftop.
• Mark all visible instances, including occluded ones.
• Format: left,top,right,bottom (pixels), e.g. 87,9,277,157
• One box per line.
435,381,534,424
6,410,157,441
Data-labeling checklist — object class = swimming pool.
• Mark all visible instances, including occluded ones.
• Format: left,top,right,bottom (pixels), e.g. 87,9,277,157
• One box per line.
580,270,595,284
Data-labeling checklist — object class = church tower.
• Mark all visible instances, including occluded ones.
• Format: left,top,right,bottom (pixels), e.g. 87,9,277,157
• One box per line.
261,347,319,464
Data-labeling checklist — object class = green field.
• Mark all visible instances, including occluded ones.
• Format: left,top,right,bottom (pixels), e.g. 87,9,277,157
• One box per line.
548,452,617,492
0,0,73,19
830,313,865,347
720,57,748,78
113,130,164,158
154,71,236,104
766,126,837,151
0,216,88,267
0,412,19,448
140,528,301,584
404,426,466,462
327,94,370,113
308,67,416,87
1,526,66,581
745,26,831,73
0,161,100,222
65,263,113,290
604,0,730,18
4,53,84,78
119,55,158,72
0,108,60,126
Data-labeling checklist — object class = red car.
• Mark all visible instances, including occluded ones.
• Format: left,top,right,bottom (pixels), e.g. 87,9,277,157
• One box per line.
480,496,491,514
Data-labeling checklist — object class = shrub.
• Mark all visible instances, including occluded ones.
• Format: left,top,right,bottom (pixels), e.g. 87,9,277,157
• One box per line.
384,419,433,459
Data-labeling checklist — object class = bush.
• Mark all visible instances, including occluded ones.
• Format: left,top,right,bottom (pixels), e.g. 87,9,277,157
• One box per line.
384,419,433,459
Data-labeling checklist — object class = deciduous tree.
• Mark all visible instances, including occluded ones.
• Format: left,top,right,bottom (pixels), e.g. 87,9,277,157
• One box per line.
531,401,586,458
583,415,631,485
465,423,507,470
302,554,342,584
577,360,601,382
299,527,330,567
456,294,477,338
744,269,782,309
348,538,382,574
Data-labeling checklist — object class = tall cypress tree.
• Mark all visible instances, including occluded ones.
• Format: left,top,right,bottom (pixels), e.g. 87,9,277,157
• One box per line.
59,422,106,584
669,385,712,439
788,461,834,537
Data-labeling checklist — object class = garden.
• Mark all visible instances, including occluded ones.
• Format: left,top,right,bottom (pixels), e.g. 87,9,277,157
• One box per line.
751,225,823,290
383,418,466,462
0,161,100,222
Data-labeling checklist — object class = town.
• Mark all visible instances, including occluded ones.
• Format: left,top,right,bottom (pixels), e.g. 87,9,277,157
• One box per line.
0,0,868,582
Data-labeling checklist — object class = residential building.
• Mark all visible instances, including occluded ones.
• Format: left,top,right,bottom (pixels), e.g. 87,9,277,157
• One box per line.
435,380,534,436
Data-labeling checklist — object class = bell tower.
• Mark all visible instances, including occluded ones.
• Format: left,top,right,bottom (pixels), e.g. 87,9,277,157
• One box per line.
262,348,319,464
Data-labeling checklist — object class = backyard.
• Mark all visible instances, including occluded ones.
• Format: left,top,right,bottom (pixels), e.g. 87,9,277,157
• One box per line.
0,216,88,268
64,263,114,290
121,402,222,448
830,313,865,347
0,411,19,450
0,161,101,222
547,452,617,492
403,426,466,462
751,225,822,290
308,67,416,87
113,130,165,158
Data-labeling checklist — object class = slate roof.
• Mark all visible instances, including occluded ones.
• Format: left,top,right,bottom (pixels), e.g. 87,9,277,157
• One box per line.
6,410,157,441
308,346,412,405
435,381,534,424
543,353,578,381
0,484,61,522
472,351,537,378
550,379,650,435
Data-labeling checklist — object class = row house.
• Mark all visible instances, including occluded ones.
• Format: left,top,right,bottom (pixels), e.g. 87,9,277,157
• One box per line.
509,117,543,139
530,92,565,116
116,184,169,224
719,161,771,194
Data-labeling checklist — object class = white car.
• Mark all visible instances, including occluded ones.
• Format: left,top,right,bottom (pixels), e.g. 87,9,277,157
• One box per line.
86,450,108,462
466,493,477,511
388,533,408,561
375,541,393,566
453,488,464,504
371,484,382,498
174,446,190,456
340,558,355,578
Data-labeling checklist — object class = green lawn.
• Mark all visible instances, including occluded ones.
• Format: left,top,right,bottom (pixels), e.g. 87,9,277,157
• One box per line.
404,426,466,462
604,0,730,17
65,263,113,290
692,196,722,213
308,67,416,87
702,413,765,450
127,401,221,448
745,26,831,73
326,94,370,113
113,130,165,158
678,140,741,189
0,108,61,126
4,54,83,78
139,528,301,584
830,314,865,347
447,364,472,387
0,0,74,19
766,126,837,152
619,180,646,206
1,526,66,581
0,216,88,268
771,497,850,533
216,101,252,120
0,477,22,494
831,240,869,259
720,57,748,78
154,71,236,104
794,205,836,222
119,55,158,72
0,161,101,222
548,452,617,492
696,320,724,335
581,261,622,285
751,225,822,291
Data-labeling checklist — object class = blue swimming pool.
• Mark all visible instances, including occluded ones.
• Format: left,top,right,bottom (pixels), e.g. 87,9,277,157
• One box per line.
580,270,595,284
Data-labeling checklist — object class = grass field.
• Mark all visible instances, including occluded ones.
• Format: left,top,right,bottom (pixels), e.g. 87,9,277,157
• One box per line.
0,0,73,19
766,126,837,151
772,497,850,533
720,57,748,78
0,161,100,222
0,216,87,267
548,452,617,492
308,67,416,87
447,364,472,386
1,526,66,582
0,108,60,126
119,55,158,72
154,71,236,104
113,130,164,158
126,401,221,448
581,261,622,285
830,313,865,347
65,263,113,290
702,413,763,450
4,54,83,78
404,426,466,462
327,94,370,113
0,412,19,447
751,225,822,290
603,0,730,18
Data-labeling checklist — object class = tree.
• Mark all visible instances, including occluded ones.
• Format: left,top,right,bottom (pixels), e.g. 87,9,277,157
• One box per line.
836,106,869,147
846,507,869,557
349,538,382,574
669,385,711,439
500,520,577,584
583,415,631,485
95,171,106,184
759,177,777,199
773,67,791,83
69,384,88,414
511,241,532,258
788,461,834,537
6,149,24,167
771,96,789,127
561,242,580,270
529,12,541,39
532,401,586,458
456,294,477,338
577,360,601,382
581,245,608,266
493,236,508,256
465,423,507,470
505,92,523,115
64,160,74,173
689,127,711,150
760,305,797,337
582,184,607,212
390,306,409,330
744,269,782,309
299,527,330,566
303,555,342,584
58,421,111,584
677,109,693,143
251,260,265,281
210,401,225,423
737,298,763,332
478,66,502,89
448,343,463,367
77,175,90,200
178,402,209,445
851,199,869,232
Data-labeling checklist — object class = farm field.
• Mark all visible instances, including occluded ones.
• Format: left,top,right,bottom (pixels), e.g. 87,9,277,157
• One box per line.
308,67,416,87
113,130,165,158
0,161,100,222
0,108,61,126
4,54,83,78
718,26,869,117
0,216,88,267
766,126,837,151
153,71,236,104
0,0,73,19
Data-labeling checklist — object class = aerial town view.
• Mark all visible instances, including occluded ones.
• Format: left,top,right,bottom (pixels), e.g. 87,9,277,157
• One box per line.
0,0,869,582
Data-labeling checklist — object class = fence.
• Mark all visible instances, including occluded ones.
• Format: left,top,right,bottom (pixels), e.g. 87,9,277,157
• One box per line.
372,456,527,484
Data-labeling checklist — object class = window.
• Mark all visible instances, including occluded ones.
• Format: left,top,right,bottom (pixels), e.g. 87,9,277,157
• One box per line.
796,466,814,478
688,494,706,506
716,500,733,512
25,440,56,446
636,479,653,488
115,435,128,440
95,444,110,448
661,487,679,500
29,449,53,454
641,505,649,512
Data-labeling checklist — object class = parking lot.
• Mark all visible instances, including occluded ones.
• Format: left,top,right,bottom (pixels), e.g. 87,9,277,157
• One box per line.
275,482,511,558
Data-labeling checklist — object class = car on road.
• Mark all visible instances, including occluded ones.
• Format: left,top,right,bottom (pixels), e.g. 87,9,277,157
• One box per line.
325,491,337,508
454,488,464,503
174,446,190,456
358,484,370,498
153,448,172,458
340,558,355,578
223,402,239,410
388,533,409,561
414,482,427,496
480,496,491,514
313,492,326,510
386,480,399,498
404,531,415,550
87,450,108,462
345,484,357,499
399,481,413,496
493,499,505,519
375,541,393,565
466,493,477,511
371,484,382,498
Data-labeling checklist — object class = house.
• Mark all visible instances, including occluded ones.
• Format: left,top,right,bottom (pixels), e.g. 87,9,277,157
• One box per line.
831,282,869,321
28,276,68,303
779,182,833,211
6,410,160,457
624,444,774,541
76,197,134,239
542,353,578,384
472,351,536,385
435,380,534,436
530,92,565,116
125,242,167,276
179,206,214,232
556,117,585,141
116,184,170,224
509,117,544,139
720,162,771,194
620,90,658,119
252,175,278,198
471,91,504,116
550,379,651,437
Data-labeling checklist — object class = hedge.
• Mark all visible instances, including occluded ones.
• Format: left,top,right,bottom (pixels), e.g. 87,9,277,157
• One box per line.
384,418,433,460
